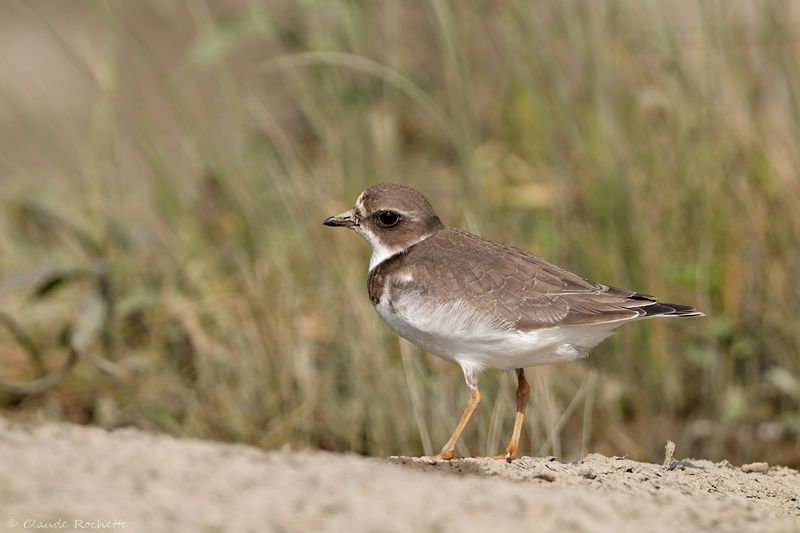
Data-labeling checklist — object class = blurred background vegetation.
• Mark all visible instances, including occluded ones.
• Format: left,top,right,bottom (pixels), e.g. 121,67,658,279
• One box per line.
1,0,798,467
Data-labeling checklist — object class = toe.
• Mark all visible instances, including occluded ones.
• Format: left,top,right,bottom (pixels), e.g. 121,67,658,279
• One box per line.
433,451,456,461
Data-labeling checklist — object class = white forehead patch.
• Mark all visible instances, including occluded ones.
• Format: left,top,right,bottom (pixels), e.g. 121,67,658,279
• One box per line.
355,190,367,215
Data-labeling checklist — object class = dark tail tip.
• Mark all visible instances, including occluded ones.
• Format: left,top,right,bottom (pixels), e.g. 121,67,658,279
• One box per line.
641,302,705,318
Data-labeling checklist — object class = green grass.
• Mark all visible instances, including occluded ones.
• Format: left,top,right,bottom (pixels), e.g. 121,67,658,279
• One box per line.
1,0,799,466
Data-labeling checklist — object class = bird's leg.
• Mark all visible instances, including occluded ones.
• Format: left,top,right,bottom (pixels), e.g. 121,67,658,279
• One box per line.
433,378,480,461
494,368,530,463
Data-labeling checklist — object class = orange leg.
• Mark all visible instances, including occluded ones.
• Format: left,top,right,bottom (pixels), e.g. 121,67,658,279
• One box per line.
434,386,481,460
493,368,530,463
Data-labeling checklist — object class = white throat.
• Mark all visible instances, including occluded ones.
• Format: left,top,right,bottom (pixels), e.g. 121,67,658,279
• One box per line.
355,227,433,272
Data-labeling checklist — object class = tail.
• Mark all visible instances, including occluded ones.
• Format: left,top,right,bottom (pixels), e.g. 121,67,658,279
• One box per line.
630,293,705,318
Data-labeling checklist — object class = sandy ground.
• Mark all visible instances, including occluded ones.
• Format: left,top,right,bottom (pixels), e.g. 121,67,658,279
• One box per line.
0,419,798,533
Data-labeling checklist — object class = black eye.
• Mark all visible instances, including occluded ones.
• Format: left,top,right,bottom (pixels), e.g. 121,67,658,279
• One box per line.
377,211,400,227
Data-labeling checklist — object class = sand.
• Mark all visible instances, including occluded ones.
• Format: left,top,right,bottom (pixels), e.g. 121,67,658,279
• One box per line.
0,419,797,533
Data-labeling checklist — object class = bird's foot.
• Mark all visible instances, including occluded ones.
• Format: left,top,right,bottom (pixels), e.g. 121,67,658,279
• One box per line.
433,450,457,461
491,453,515,464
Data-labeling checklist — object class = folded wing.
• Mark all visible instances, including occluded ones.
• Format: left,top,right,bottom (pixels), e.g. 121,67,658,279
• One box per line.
399,228,702,331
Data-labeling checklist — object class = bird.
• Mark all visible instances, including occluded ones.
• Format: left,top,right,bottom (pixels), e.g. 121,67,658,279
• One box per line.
323,183,703,462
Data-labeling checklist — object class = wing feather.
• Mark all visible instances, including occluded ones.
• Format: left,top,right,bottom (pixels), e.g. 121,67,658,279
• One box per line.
390,228,700,331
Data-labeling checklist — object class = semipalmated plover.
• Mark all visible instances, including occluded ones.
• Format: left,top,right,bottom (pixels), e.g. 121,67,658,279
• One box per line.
324,183,702,462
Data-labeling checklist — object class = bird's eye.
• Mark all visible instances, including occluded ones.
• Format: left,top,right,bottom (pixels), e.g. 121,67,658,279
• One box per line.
377,211,400,227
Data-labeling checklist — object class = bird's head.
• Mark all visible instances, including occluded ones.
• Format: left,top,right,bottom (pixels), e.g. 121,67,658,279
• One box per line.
323,183,444,270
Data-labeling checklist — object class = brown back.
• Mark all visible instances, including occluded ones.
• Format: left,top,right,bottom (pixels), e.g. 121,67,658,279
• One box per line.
369,227,674,330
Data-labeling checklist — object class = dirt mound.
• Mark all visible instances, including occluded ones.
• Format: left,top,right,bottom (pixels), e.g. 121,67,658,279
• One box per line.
0,419,797,532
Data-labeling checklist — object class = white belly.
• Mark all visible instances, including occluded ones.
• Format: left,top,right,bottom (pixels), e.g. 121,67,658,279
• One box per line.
375,289,616,373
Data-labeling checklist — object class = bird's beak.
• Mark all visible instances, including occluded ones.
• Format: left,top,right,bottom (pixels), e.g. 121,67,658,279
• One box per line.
323,209,357,228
